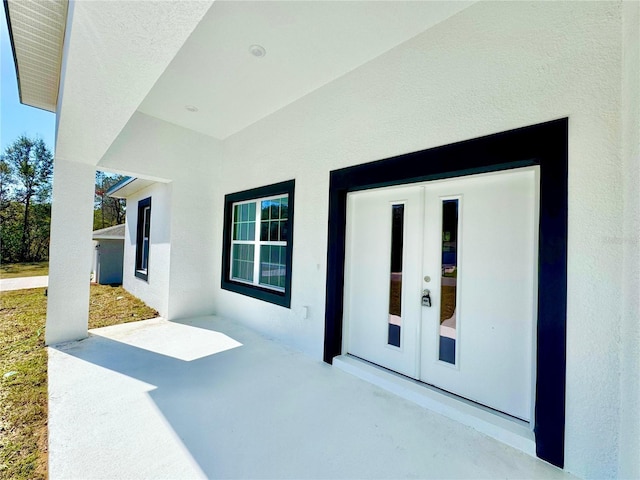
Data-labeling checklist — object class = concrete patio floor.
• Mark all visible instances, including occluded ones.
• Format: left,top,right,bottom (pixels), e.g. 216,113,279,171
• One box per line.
48,316,573,479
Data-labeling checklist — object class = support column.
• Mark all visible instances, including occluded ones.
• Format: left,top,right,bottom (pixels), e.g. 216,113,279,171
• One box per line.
45,158,96,345
619,2,640,477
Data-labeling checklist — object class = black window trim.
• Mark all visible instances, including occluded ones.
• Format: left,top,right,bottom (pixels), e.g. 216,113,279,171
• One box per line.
135,196,151,281
221,179,295,308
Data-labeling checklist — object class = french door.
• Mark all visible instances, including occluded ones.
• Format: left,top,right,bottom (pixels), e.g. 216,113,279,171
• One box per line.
344,167,539,421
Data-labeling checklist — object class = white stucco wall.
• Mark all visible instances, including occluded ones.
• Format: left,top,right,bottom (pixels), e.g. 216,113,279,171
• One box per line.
100,113,222,321
94,2,638,478
206,3,634,478
122,182,172,317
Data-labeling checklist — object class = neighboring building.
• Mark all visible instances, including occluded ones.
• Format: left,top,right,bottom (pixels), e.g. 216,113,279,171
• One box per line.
91,224,124,285
5,2,639,479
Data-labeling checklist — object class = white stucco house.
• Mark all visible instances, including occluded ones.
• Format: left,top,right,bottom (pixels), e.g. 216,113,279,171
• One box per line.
5,1,638,478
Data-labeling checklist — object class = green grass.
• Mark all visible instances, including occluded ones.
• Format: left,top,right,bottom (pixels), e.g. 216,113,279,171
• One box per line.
440,285,456,323
0,263,49,279
0,285,158,479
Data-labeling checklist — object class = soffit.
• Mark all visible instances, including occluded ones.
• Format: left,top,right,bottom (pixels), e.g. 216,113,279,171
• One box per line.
4,0,68,112
138,1,473,140
106,178,156,199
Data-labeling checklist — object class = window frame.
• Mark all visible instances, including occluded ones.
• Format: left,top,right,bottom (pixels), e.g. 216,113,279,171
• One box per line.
221,180,295,308
135,196,151,281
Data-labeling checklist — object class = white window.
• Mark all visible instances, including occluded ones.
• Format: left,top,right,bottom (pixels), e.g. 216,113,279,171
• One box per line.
230,194,289,292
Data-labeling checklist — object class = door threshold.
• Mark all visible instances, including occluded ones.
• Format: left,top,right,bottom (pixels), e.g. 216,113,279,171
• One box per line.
333,354,536,457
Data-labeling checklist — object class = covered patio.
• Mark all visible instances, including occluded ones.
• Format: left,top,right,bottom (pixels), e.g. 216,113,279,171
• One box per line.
6,1,638,477
48,316,571,479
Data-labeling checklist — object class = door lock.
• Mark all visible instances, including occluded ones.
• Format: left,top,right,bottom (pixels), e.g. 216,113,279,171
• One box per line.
422,289,432,307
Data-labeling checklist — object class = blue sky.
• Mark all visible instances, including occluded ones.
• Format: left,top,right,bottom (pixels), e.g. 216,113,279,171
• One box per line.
1,4,56,154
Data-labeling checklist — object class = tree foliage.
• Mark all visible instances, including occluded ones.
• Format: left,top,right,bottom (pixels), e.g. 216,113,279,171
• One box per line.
0,137,127,264
94,172,126,230
0,137,53,263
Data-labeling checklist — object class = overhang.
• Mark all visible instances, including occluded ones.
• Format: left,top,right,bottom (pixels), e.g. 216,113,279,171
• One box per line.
106,176,156,199
4,0,68,112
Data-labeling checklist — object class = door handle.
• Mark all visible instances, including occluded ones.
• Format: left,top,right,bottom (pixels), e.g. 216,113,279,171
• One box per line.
422,289,432,307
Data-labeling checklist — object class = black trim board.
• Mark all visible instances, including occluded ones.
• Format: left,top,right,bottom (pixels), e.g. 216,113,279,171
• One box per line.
221,179,295,308
323,119,568,468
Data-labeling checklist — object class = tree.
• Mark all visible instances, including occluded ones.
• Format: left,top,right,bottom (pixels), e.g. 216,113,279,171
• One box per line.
94,172,126,230
0,158,13,212
0,136,53,263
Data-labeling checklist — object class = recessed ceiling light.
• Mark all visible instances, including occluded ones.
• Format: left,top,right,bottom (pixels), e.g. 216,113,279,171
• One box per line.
185,105,199,112
249,45,266,58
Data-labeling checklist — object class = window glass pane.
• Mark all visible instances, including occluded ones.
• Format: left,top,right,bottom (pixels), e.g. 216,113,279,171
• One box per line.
270,199,280,220
142,239,149,271
261,201,270,220
259,245,286,290
259,245,268,284
143,207,151,237
232,202,256,241
232,244,254,282
260,221,269,241
388,205,404,348
439,199,458,365
279,220,288,242
270,221,279,241
280,198,288,219
270,244,280,264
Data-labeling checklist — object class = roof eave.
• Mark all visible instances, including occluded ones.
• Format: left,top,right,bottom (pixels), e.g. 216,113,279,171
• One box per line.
106,177,158,199
4,0,68,113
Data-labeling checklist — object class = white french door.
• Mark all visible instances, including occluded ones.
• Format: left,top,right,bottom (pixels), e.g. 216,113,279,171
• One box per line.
344,167,539,421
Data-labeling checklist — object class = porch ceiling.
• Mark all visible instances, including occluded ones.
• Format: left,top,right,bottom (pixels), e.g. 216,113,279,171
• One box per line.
137,1,473,140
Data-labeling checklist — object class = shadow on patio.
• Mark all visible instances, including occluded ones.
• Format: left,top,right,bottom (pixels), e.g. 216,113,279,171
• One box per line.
48,316,571,479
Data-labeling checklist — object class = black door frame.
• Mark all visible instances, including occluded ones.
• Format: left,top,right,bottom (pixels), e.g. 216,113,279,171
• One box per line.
323,118,568,468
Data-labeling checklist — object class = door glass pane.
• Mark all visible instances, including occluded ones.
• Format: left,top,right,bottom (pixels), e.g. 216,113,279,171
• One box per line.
439,199,458,364
388,204,404,347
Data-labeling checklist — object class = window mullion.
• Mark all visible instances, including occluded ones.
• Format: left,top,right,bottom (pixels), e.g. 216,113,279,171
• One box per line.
252,200,260,286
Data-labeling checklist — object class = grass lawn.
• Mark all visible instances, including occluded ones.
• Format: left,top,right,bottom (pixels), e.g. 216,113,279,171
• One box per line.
0,285,158,480
0,263,49,280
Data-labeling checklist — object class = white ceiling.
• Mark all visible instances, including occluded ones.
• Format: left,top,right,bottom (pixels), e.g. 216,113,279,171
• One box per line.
138,1,473,140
